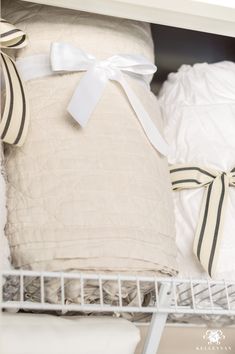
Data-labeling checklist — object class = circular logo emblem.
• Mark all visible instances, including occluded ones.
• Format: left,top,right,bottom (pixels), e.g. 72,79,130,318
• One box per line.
203,330,225,345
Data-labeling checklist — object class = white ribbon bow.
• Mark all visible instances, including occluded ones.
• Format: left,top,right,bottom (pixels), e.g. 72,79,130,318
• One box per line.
16,42,168,156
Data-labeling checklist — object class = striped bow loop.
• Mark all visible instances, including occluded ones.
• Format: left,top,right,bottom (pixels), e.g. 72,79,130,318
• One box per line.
170,165,235,277
0,19,29,146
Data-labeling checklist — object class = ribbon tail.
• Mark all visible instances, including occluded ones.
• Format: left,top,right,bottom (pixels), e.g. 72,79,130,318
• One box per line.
117,75,168,156
67,66,108,127
193,174,229,277
17,54,53,81
0,53,29,146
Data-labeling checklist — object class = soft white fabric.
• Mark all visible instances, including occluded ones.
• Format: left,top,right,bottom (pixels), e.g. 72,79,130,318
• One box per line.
160,61,235,280
0,313,140,354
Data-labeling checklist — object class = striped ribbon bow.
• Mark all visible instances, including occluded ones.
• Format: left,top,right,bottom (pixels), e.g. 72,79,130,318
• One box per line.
170,165,235,277
0,19,29,146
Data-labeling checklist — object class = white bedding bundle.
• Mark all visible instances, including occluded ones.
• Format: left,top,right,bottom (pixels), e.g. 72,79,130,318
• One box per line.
1,0,177,306
160,61,235,281
1,314,140,354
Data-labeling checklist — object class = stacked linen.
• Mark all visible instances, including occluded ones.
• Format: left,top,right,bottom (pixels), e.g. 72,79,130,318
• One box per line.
159,61,235,281
2,0,177,307
0,314,140,354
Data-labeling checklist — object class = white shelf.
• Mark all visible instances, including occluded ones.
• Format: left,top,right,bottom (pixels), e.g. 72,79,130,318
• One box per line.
21,0,235,37
1,270,235,316
2,270,234,354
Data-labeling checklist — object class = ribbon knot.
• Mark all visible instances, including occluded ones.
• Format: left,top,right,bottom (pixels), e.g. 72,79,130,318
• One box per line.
0,19,29,146
16,42,168,156
170,165,235,277
93,60,119,80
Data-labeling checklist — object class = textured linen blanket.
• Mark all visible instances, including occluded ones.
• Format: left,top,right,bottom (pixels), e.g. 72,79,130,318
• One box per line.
2,0,177,307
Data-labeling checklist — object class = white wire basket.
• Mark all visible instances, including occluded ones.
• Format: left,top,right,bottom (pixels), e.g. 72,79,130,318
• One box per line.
1,270,235,317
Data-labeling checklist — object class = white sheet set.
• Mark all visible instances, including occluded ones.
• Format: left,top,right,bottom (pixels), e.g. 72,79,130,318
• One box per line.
0,313,140,354
160,61,235,280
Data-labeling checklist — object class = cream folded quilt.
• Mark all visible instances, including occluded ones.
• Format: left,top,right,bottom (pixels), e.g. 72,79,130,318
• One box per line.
2,0,177,303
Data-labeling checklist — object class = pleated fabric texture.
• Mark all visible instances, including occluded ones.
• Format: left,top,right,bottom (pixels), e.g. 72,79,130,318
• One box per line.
2,0,177,284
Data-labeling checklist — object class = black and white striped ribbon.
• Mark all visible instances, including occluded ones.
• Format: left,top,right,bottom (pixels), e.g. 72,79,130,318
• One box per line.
170,165,235,277
0,19,29,146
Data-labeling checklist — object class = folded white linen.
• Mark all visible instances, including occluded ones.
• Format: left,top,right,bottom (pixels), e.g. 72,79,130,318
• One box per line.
160,61,235,280
0,313,140,354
